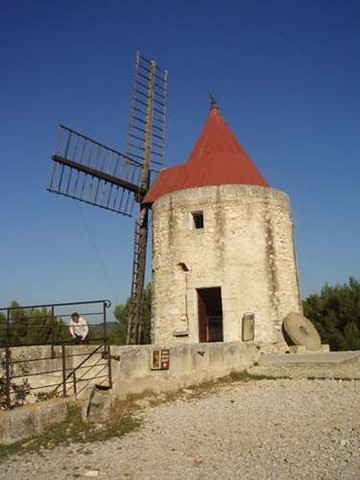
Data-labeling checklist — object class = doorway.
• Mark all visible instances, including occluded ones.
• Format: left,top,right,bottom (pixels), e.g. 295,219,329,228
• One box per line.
197,287,223,342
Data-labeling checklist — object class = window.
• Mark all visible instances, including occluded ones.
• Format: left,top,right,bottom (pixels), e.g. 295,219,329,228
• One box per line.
191,211,204,229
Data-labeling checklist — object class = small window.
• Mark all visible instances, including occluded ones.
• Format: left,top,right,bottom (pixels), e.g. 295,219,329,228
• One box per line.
191,211,204,229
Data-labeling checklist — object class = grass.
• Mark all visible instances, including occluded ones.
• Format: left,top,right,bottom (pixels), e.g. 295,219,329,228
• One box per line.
0,402,141,462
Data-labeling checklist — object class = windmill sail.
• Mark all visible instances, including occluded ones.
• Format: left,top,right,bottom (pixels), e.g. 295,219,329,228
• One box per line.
126,53,168,344
47,52,168,345
48,126,144,216
127,52,168,177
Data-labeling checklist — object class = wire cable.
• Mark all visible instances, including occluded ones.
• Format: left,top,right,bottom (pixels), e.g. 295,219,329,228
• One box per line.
75,203,120,304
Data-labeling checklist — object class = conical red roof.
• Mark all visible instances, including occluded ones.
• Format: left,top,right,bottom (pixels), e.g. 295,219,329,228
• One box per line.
144,105,269,205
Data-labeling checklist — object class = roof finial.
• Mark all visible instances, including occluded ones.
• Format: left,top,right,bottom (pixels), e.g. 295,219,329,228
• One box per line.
208,92,219,111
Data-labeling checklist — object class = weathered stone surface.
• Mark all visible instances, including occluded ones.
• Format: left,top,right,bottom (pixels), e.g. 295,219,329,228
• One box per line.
0,398,69,445
7,407,38,444
110,342,260,400
250,351,360,378
283,312,322,351
0,411,10,443
82,385,115,424
35,398,69,433
288,345,308,353
151,185,302,351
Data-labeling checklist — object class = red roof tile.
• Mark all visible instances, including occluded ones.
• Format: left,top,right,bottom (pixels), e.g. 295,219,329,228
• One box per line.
144,105,269,205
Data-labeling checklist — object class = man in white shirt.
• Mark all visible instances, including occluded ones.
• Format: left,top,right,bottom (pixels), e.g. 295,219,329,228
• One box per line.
69,312,89,344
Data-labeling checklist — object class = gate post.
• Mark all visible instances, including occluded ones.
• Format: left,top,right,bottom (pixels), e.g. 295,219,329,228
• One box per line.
5,308,11,409
51,305,55,358
61,344,67,397
5,346,11,409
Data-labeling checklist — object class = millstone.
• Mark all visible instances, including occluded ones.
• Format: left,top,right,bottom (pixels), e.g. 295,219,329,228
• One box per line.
283,312,321,351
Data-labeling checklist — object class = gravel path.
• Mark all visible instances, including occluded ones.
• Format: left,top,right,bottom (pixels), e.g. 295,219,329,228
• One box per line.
1,376,359,480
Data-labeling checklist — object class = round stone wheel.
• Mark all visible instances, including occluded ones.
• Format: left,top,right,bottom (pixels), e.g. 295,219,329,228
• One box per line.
283,312,321,351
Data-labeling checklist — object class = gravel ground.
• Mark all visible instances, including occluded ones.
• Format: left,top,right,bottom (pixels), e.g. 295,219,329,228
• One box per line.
1,374,359,480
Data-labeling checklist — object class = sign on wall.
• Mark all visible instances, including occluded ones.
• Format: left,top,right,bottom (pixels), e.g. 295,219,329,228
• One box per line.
151,349,170,370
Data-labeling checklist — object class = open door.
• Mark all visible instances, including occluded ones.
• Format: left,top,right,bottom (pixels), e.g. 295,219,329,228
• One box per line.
197,287,223,342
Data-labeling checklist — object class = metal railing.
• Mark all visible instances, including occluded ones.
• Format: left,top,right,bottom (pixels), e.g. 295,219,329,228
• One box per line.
0,300,112,409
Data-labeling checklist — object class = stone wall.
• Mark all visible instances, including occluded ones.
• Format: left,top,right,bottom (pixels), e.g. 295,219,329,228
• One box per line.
3,342,260,402
0,342,259,444
110,342,260,399
1,345,107,394
0,398,69,445
151,185,302,351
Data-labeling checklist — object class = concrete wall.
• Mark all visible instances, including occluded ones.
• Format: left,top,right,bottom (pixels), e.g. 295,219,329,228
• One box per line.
110,342,260,399
151,185,302,351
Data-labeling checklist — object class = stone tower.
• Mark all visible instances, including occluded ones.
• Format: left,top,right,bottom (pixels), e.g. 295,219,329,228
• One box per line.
144,103,302,352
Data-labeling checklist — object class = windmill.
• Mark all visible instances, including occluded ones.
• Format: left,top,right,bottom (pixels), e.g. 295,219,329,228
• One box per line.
48,52,168,344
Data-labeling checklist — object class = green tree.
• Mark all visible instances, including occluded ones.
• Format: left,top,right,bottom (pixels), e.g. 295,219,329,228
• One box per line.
112,298,132,345
303,277,360,351
1,302,67,346
113,283,152,345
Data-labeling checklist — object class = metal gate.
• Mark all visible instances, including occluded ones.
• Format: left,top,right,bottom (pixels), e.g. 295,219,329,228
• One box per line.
0,300,112,409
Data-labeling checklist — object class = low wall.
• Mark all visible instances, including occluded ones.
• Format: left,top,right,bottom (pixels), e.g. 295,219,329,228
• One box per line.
1,345,107,393
110,342,260,399
0,342,259,444
2,345,97,374
0,398,69,445
3,342,260,400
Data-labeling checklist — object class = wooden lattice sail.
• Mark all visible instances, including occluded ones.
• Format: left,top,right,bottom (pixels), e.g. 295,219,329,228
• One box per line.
48,52,168,344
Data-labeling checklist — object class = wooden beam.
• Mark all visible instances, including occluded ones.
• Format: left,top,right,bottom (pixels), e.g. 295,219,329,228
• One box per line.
52,155,146,199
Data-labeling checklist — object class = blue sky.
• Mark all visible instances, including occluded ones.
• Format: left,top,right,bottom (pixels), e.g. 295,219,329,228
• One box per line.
1,0,359,311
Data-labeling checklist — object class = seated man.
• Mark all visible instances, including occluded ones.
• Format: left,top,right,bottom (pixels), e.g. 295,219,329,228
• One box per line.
69,312,89,344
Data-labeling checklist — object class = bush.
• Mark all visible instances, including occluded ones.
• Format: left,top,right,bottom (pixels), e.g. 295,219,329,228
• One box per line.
303,277,360,351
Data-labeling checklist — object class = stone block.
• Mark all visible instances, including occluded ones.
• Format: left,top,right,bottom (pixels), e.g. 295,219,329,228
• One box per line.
288,345,307,353
0,412,10,443
0,399,69,445
82,385,115,424
35,398,68,433
7,407,37,443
